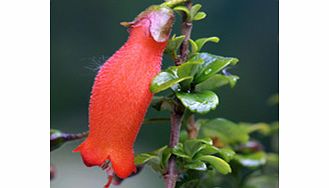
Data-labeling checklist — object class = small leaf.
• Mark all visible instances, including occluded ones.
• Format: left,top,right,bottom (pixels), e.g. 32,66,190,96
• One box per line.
195,145,235,162
174,6,191,19
176,91,219,114
195,37,220,52
165,35,185,54
234,152,267,168
161,147,173,168
173,143,191,159
195,74,239,91
150,72,192,93
134,153,157,165
183,138,213,158
198,155,232,174
198,118,249,145
190,4,202,18
184,161,207,171
176,58,204,78
191,53,239,83
217,148,236,162
189,39,199,54
193,12,207,21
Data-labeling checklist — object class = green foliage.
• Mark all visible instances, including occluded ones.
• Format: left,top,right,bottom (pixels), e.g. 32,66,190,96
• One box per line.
136,138,234,176
192,53,239,83
198,118,250,146
176,91,219,114
134,146,172,173
197,155,231,174
150,72,192,93
195,74,239,91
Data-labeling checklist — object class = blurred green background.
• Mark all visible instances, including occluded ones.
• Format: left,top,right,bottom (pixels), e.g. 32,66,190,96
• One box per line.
51,0,278,187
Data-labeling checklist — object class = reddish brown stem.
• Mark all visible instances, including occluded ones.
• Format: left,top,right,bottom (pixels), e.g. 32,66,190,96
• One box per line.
165,109,184,188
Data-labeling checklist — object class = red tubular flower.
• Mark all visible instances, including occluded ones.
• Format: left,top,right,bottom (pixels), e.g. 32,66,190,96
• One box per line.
74,6,174,181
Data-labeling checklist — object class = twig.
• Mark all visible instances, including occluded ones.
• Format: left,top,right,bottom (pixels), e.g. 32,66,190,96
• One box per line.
165,107,184,188
176,1,193,65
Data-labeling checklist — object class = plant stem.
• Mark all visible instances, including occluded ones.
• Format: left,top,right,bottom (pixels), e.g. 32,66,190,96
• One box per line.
165,108,184,188
61,131,89,142
165,1,193,188
176,1,193,65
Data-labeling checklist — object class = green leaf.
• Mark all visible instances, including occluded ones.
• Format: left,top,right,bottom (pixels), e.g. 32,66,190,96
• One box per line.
184,161,207,171
245,122,272,135
135,146,171,173
174,6,191,19
173,143,191,159
176,58,204,78
191,53,239,83
234,152,267,168
217,148,236,162
195,37,220,52
198,118,249,145
161,147,173,168
190,4,202,18
134,153,157,165
189,39,199,54
183,138,213,158
193,12,207,21
150,72,192,93
195,74,239,91
176,91,219,114
165,35,185,54
195,145,235,162
198,155,232,174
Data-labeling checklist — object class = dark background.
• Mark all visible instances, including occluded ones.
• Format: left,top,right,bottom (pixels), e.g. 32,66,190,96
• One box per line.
51,0,278,187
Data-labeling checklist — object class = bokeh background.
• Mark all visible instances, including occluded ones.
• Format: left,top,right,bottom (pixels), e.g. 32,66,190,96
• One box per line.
51,0,278,187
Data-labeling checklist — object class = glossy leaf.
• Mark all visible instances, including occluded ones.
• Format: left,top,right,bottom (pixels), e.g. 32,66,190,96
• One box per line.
176,91,219,114
198,155,232,174
198,118,249,145
193,12,207,21
195,74,239,91
150,71,192,93
217,148,236,162
191,53,239,83
184,161,207,171
195,37,220,52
